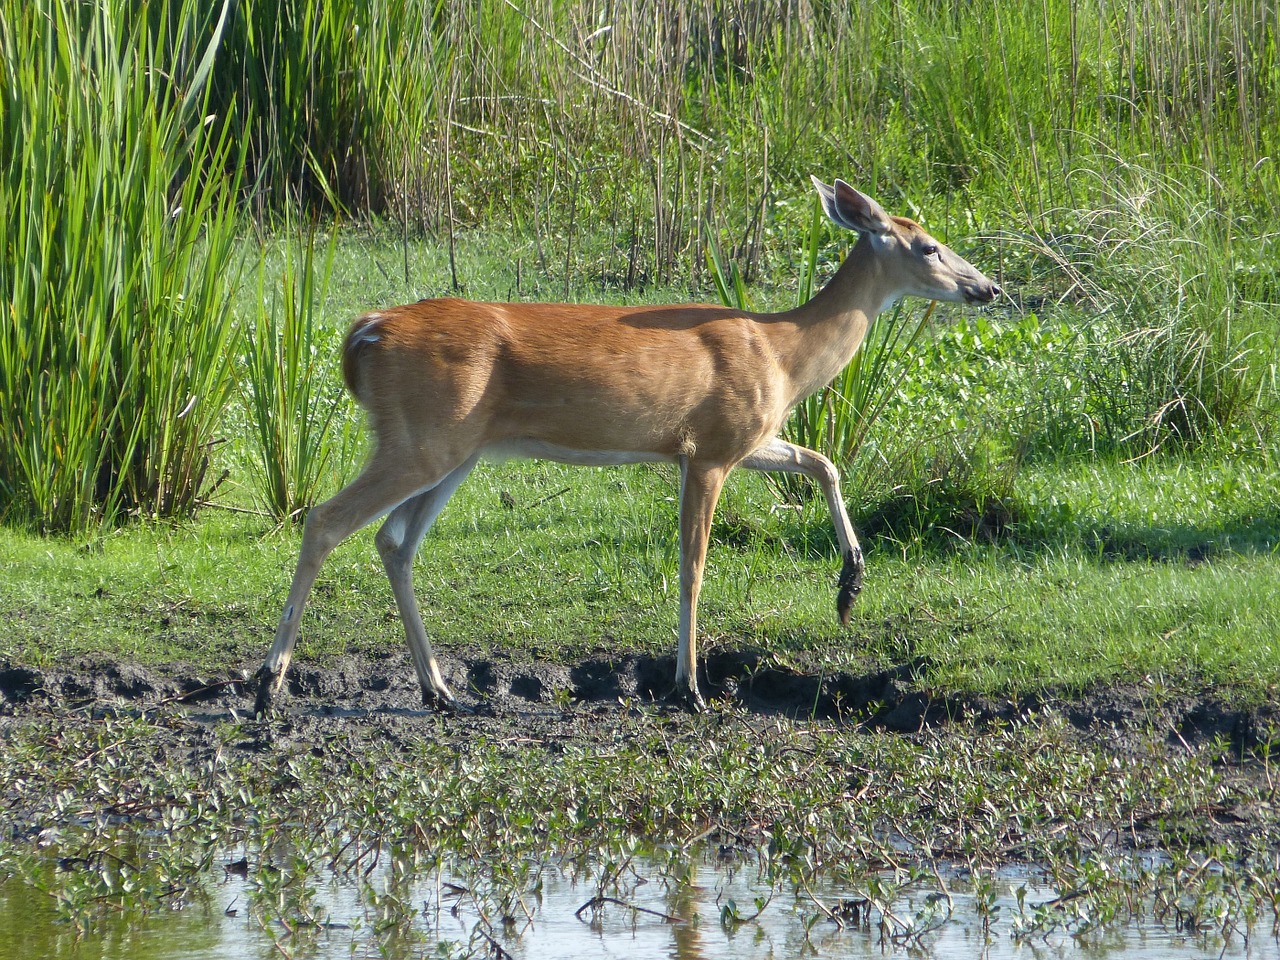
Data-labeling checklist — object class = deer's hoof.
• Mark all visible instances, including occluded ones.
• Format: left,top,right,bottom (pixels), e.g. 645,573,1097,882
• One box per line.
836,547,865,625
669,681,707,714
422,685,462,714
252,667,280,718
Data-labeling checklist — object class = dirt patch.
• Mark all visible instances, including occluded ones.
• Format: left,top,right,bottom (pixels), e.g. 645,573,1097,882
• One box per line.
2,650,1275,756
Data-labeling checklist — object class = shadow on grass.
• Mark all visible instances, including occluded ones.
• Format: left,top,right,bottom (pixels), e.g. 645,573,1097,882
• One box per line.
777,487,1280,566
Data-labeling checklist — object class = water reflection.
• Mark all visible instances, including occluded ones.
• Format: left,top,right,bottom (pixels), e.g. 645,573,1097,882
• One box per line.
0,849,1269,960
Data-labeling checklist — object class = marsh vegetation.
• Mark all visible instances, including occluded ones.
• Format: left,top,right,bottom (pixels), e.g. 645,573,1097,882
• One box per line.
1,0,1279,955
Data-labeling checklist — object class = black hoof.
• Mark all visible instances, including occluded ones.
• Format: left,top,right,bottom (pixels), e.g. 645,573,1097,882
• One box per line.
421,687,462,714
668,683,707,714
836,548,865,625
252,667,279,718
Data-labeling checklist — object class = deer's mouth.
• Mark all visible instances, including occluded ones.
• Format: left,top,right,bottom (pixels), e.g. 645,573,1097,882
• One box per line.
965,282,1001,304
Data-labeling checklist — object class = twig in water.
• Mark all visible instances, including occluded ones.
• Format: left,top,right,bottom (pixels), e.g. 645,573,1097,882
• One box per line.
574,896,683,924
475,927,516,960
929,861,955,913
799,875,840,928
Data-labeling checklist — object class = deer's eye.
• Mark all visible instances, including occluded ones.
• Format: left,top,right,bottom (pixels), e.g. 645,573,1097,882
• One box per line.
921,243,939,257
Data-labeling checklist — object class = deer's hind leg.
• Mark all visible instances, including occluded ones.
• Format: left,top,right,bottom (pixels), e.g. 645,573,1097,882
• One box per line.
375,454,479,708
254,455,462,716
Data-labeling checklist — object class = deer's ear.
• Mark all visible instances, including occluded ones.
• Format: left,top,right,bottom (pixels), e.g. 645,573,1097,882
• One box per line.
810,175,840,224
812,176,893,236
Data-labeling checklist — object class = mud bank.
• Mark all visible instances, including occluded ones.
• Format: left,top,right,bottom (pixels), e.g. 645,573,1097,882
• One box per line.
2,650,1275,756
2,651,1278,874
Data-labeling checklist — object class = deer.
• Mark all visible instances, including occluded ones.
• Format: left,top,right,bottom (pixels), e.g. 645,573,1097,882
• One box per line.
252,177,1000,716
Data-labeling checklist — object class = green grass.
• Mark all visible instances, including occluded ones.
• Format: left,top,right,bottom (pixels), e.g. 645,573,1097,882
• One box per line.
3,452,1277,703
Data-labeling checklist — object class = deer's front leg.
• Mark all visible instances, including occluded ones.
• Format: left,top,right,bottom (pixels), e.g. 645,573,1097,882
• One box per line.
674,459,729,712
740,437,864,623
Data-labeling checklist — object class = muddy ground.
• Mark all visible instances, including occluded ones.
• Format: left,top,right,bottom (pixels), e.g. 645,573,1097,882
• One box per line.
3,650,1278,856
2,648,1276,753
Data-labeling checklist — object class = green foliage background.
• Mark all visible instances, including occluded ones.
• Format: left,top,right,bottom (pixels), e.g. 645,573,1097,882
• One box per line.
1,0,1278,530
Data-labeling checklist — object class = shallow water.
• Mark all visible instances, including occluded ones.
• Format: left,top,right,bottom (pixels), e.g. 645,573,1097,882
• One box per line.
2,850,1271,960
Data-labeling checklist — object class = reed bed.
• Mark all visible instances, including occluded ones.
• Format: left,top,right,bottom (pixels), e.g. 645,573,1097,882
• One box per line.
0,0,242,531
1,0,1277,531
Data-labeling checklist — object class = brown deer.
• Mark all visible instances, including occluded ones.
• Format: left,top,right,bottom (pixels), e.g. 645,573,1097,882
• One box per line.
254,177,1000,714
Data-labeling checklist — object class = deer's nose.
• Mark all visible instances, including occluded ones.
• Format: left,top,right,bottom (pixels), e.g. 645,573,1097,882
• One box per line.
968,282,1001,304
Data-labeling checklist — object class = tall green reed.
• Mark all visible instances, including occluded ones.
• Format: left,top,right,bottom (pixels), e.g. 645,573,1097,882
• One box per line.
240,227,347,522
210,0,399,213
0,0,242,532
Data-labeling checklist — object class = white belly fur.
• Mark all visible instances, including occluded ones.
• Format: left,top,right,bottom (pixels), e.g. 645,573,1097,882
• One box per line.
482,439,675,467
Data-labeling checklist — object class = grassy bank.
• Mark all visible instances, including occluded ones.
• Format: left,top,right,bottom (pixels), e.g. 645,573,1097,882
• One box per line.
2,448,1278,704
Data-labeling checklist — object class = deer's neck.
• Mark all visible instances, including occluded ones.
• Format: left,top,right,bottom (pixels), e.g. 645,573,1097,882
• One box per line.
772,235,897,405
